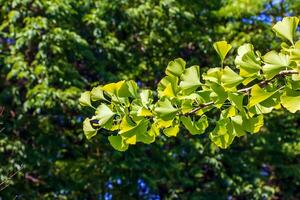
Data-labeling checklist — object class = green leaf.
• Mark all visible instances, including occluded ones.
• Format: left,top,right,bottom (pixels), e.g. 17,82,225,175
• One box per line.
248,85,277,108
235,44,261,78
181,115,208,135
140,89,153,106
202,67,222,84
228,92,244,112
243,115,264,133
262,51,290,79
79,91,93,107
179,65,202,94
119,116,148,138
213,41,232,62
281,87,300,113
163,125,179,137
108,135,129,151
209,83,228,107
221,66,243,88
118,80,138,98
230,115,246,137
138,107,153,116
157,76,179,97
83,118,97,139
94,104,115,126
102,81,124,95
209,119,235,149
273,16,299,44
154,98,179,120
290,40,300,61
165,58,186,77
91,86,106,101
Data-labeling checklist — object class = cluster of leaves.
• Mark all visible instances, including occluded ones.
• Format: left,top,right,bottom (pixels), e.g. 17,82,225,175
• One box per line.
81,16,300,151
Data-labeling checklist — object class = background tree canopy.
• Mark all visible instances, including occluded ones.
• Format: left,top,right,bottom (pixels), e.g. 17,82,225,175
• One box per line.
0,0,300,199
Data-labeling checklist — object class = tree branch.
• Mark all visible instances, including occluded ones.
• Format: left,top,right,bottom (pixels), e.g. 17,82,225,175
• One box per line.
188,69,298,115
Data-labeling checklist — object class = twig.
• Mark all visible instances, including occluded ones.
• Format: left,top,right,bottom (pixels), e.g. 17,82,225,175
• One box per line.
188,69,298,115
0,165,24,192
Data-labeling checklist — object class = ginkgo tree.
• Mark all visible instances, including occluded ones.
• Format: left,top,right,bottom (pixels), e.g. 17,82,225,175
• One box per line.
80,16,300,151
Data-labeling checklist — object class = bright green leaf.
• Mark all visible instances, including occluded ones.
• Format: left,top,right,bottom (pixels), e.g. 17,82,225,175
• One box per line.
94,104,115,126
79,91,93,107
154,98,179,120
281,87,300,113
179,65,201,94
181,115,208,135
221,66,243,88
83,118,97,139
262,51,290,79
108,135,128,151
163,125,179,137
273,16,299,44
165,58,186,77
213,41,232,62
248,85,277,108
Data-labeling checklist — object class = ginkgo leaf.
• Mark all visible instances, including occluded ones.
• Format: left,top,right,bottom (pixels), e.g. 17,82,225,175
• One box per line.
273,16,299,44
221,66,243,88
108,135,128,151
243,115,264,133
157,76,178,97
209,83,228,107
262,51,290,79
248,85,278,108
228,92,244,112
138,107,153,116
165,58,186,77
94,104,115,126
230,115,246,137
83,118,97,139
202,67,222,84
163,125,179,137
102,81,124,95
140,89,153,106
209,119,235,149
213,41,232,62
179,65,201,94
154,98,179,120
181,115,208,135
118,80,138,98
280,87,300,113
235,44,261,78
119,116,148,138
91,86,106,101
290,40,300,60
79,91,93,107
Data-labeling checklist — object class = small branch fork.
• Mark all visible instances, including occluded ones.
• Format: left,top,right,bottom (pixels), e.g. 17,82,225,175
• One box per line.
188,70,298,115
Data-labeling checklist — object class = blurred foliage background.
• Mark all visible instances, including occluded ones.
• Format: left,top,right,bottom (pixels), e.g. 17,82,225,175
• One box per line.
0,0,300,199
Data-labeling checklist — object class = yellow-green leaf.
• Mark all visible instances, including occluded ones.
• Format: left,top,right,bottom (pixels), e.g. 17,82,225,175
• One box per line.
83,118,97,139
273,16,299,44
163,125,179,137
108,135,128,151
213,41,232,62
280,87,300,113
79,91,93,107
248,85,277,108
165,58,186,77
94,104,115,126
221,66,243,88
179,65,202,94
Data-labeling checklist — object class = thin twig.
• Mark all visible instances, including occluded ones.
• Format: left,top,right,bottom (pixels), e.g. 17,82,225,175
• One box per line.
188,69,298,115
0,165,24,192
